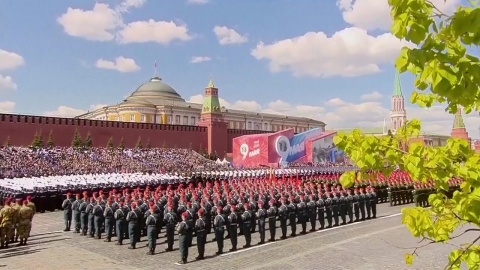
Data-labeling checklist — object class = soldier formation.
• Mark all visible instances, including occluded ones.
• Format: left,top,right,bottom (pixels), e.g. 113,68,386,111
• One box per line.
59,172,376,264
0,196,35,249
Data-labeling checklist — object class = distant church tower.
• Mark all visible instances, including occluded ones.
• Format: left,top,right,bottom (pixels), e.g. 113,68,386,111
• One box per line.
390,72,407,131
197,77,228,156
451,108,470,145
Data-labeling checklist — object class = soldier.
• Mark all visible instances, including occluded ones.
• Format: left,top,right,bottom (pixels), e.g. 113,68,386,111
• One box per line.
297,196,307,234
236,198,245,236
249,200,257,233
72,194,82,233
339,191,347,225
359,188,366,221
164,203,177,252
126,202,140,249
316,194,325,230
228,204,238,251
214,207,226,255
241,202,252,248
324,192,333,228
62,193,73,232
256,200,266,244
79,194,89,236
177,212,189,264
103,199,115,242
0,199,15,249
114,201,128,245
93,197,104,239
195,208,206,260
11,198,21,243
352,189,360,222
278,198,288,239
86,197,96,238
17,200,34,246
25,196,36,237
365,188,372,219
331,192,339,227
145,202,158,255
307,195,317,232
287,197,297,237
267,199,277,241
346,189,354,223
185,203,195,247
369,187,377,219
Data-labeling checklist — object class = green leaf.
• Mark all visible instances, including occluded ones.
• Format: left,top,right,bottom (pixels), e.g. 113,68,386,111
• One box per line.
405,253,414,265
339,171,355,188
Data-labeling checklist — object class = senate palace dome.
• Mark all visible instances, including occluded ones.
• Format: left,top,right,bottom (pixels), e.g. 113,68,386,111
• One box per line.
77,75,325,133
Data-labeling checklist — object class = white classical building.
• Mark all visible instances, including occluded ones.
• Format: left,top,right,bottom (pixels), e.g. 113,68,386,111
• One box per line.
77,76,325,133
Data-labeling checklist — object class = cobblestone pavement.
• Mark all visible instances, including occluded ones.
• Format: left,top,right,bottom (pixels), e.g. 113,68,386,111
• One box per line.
0,204,472,270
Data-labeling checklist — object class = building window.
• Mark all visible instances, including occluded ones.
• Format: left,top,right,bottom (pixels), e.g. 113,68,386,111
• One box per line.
230,121,234,128
175,115,181,124
167,116,172,124
141,114,146,123
248,122,252,129
183,116,188,125
236,122,240,129
264,123,268,131
151,116,155,123
121,115,126,122
114,116,119,121
190,116,196,125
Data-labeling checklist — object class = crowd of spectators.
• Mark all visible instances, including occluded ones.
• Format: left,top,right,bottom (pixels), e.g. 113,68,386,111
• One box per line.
0,147,226,179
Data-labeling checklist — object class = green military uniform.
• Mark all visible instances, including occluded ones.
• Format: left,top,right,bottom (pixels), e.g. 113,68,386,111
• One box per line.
177,218,189,264
17,204,34,246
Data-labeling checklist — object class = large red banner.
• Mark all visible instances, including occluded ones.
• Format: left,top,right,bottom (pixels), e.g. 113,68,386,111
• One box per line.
232,133,270,167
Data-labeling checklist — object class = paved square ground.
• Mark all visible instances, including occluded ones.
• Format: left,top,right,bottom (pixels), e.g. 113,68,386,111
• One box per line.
0,204,471,270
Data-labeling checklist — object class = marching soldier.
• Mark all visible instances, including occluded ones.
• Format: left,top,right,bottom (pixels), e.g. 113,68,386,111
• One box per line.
307,195,317,232
86,197,96,238
177,212,189,264
359,188,366,221
324,192,333,228
114,201,128,245
93,197,104,239
353,189,360,222
241,202,252,248
346,189,354,223
339,191,347,225
331,192,339,227
185,203,195,247
316,194,325,230
72,193,82,233
61,193,73,232
0,199,15,249
103,199,115,242
195,208,206,260
369,187,377,219
79,194,89,235
364,188,372,219
228,204,238,251
25,196,36,237
17,200,34,246
267,199,277,241
297,196,307,234
11,198,21,243
256,200,266,244
126,202,140,249
164,203,177,252
278,198,288,239
287,197,297,237
214,207,226,255
145,202,158,255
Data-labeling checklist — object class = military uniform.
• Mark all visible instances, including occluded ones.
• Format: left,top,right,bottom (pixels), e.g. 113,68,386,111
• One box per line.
278,200,288,239
316,196,325,229
195,211,206,260
103,202,115,242
214,210,226,254
17,202,34,246
114,203,128,245
307,196,317,231
0,202,15,248
241,203,252,247
72,195,82,233
79,197,89,235
287,199,297,236
61,194,73,232
126,204,140,249
145,206,158,255
177,214,189,264
267,200,277,241
163,208,177,251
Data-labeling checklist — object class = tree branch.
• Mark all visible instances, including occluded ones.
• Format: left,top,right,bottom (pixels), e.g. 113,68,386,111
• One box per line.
445,235,480,270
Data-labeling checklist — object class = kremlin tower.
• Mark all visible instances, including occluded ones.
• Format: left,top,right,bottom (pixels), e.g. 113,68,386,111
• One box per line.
451,108,470,144
390,72,407,132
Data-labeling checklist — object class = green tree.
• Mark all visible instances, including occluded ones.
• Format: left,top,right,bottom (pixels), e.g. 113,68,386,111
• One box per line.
334,1,480,269
31,132,39,148
37,130,44,148
84,132,93,148
107,137,114,150
71,129,83,148
162,141,167,149
118,137,125,150
146,137,151,149
4,136,11,147
136,136,143,149
47,130,55,147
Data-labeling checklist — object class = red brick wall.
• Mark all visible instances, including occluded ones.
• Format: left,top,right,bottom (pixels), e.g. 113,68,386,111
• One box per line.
0,114,208,149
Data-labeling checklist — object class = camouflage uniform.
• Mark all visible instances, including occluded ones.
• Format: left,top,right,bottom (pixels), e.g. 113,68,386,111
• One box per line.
17,204,34,245
0,204,16,248
11,201,21,242
26,200,36,236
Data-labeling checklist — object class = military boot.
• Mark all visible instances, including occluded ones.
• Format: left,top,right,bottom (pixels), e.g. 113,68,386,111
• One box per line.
18,240,23,246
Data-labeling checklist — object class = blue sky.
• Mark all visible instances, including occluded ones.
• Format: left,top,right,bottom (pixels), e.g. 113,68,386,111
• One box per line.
0,0,477,137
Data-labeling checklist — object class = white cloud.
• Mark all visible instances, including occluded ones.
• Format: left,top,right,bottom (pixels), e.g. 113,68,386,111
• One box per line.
44,103,109,117
251,27,413,78
0,101,15,113
337,0,460,31
187,0,210,4
0,49,25,71
117,19,193,44
0,75,17,92
213,26,248,45
361,91,383,101
117,0,146,12
95,56,140,72
57,3,124,41
188,95,479,136
190,56,211,63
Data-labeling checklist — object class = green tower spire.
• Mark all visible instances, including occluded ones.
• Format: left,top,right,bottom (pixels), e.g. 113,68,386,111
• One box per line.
202,76,222,114
393,71,403,96
453,108,466,129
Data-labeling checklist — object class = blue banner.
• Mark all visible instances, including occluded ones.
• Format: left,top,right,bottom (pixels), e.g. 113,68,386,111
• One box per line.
285,128,322,162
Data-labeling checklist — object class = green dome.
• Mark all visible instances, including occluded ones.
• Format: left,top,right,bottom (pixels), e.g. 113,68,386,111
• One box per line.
125,77,185,102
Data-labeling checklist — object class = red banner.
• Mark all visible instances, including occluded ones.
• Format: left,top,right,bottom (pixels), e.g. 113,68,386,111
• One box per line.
232,133,270,167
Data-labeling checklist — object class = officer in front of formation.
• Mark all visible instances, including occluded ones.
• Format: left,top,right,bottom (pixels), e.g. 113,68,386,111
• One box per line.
61,193,73,232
